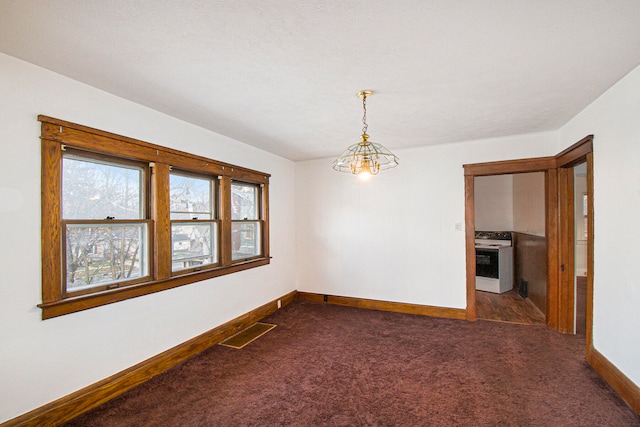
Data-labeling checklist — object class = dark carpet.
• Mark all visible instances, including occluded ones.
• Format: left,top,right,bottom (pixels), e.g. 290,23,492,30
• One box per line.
64,300,640,426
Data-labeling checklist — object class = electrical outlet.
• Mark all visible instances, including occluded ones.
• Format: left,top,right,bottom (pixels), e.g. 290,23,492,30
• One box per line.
277,299,281,309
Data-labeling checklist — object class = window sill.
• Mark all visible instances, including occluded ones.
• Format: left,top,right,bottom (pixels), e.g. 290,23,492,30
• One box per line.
39,257,271,319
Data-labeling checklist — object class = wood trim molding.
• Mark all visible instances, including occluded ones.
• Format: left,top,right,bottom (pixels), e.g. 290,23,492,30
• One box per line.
152,162,172,280
261,182,270,260
463,156,556,176
219,176,233,267
3,290,297,427
545,169,559,330
39,258,271,319
588,348,640,415
461,134,593,177
555,135,594,168
585,152,595,359
464,175,477,321
38,115,270,183
296,292,467,320
6,291,638,425
40,138,62,303
557,167,575,333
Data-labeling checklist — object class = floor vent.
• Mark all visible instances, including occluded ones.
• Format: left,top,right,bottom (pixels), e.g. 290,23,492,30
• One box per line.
219,322,276,349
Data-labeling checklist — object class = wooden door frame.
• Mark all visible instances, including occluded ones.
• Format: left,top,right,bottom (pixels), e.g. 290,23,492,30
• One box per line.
463,136,594,343
555,139,594,355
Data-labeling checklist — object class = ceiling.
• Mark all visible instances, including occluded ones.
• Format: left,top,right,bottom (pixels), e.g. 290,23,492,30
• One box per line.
1,1,640,161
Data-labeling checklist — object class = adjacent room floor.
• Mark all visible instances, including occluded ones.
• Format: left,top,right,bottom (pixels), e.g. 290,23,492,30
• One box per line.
476,289,546,325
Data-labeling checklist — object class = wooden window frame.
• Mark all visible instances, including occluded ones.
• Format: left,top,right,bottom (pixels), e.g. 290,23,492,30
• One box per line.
40,116,271,319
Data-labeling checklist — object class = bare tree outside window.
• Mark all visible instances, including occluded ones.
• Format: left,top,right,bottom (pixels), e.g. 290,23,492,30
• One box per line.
62,154,148,291
63,157,142,220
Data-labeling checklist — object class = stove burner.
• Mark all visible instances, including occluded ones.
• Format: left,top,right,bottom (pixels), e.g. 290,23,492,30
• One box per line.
475,231,512,241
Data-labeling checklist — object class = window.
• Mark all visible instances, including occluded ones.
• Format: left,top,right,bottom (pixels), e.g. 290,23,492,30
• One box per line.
40,116,270,319
62,152,151,295
170,172,218,272
231,182,262,261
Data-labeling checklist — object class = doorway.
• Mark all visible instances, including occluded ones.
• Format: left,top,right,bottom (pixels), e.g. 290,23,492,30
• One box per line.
556,146,594,347
574,163,588,336
474,172,546,325
463,136,594,348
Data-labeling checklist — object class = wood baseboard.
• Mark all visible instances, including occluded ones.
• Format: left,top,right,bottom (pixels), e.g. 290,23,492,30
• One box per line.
296,292,467,320
6,291,637,425
588,347,640,415
2,290,297,427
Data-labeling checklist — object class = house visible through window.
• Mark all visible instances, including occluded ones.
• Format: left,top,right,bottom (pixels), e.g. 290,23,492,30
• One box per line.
170,172,218,272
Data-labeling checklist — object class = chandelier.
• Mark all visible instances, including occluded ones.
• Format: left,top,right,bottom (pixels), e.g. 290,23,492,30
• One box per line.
332,90,399,178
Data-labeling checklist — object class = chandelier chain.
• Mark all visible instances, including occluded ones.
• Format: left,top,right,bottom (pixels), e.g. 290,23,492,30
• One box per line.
361,96,368,135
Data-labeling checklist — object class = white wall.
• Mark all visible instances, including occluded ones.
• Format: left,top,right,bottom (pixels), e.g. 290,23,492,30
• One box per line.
558,64,640,386
475,172,545,235
513,172,545,236
475,175,514,231
0,53,296,423
295,132,557,310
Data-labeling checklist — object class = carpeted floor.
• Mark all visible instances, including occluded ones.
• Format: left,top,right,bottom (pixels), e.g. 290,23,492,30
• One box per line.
63,300,640,426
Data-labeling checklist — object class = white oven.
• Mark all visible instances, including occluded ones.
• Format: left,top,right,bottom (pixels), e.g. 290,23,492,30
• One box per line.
475,231,513,294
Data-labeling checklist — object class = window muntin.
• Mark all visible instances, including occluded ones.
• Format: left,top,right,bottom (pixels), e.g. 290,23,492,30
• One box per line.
170,172,218,272
62,152,150,295
231,182,262,261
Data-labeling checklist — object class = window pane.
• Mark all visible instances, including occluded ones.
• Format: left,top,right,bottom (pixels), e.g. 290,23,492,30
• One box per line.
232,221,261,260
63,156,143,220
65,223,148,291
231,182,259,220
170,173,213,220
171,222,217,271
